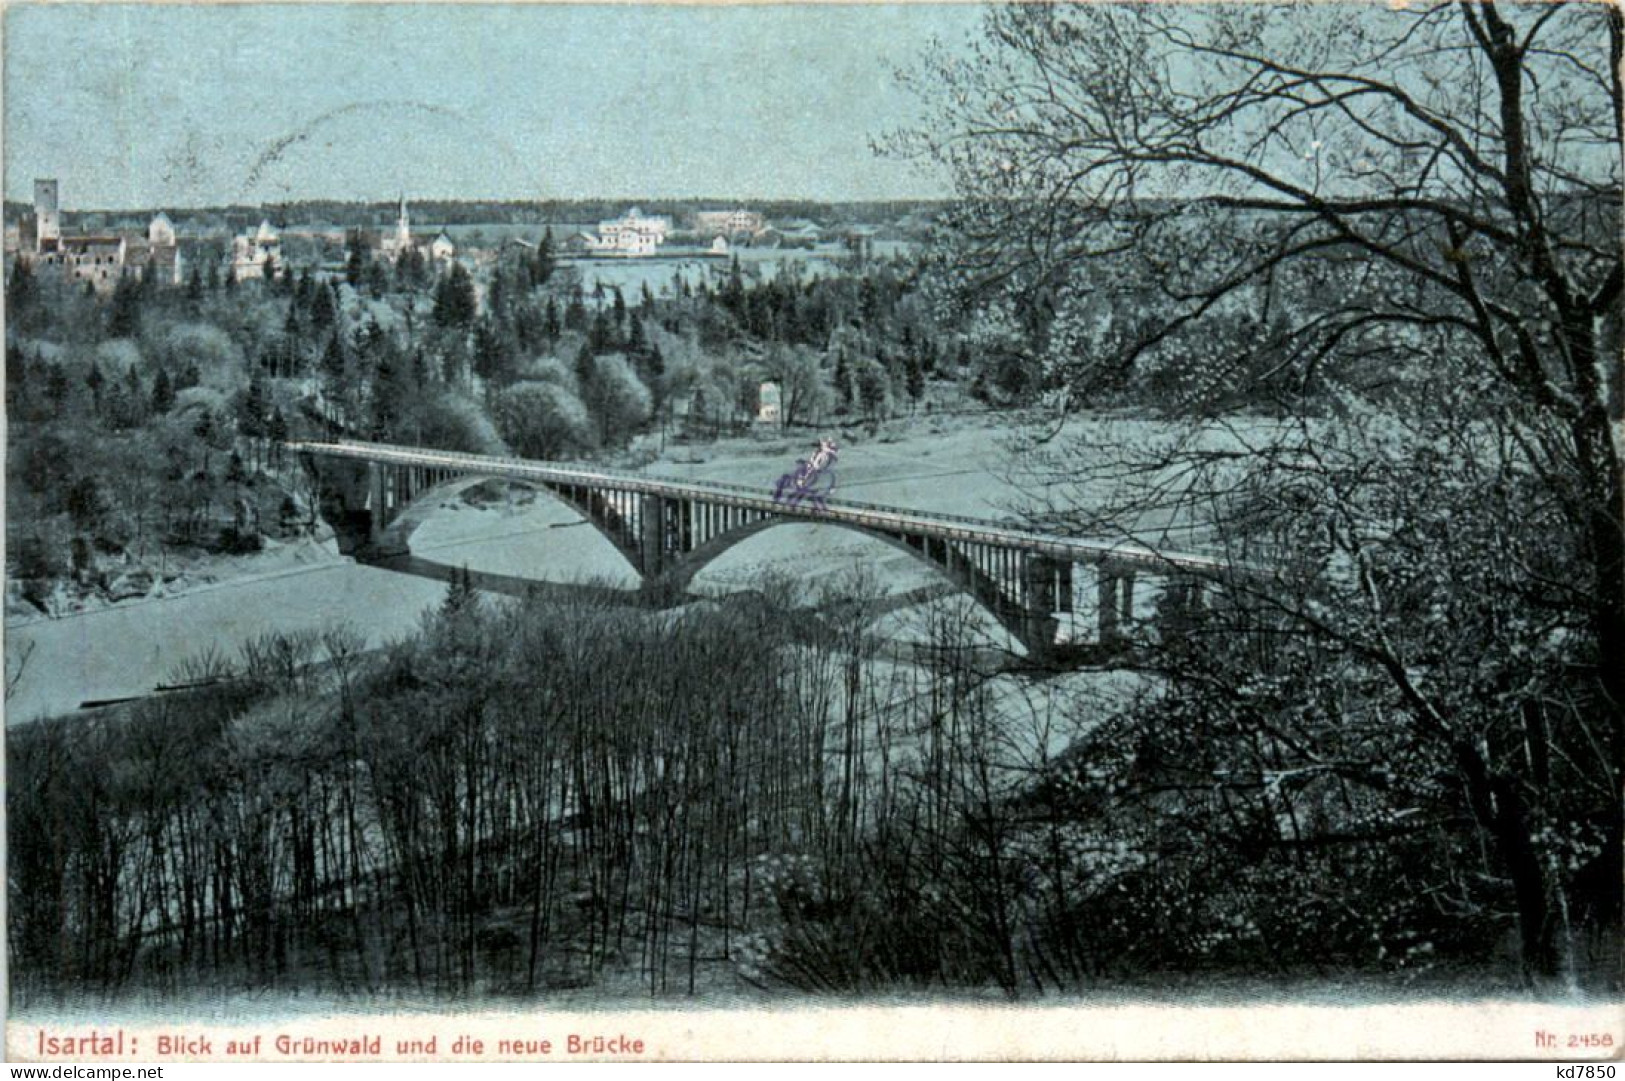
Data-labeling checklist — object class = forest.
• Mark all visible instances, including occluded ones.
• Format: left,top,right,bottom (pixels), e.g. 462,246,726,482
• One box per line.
13,569,1582,999
8,578,1077,996
6,220,960,618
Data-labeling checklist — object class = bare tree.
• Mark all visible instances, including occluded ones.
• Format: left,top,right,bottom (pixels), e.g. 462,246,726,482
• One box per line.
896,0,1622,980
5,639,36,702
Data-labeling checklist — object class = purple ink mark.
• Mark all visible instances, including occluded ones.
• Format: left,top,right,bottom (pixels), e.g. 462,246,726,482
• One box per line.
772,439,839,512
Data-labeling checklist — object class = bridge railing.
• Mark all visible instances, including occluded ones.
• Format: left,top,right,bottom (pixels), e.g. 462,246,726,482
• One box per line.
288,438,1240,575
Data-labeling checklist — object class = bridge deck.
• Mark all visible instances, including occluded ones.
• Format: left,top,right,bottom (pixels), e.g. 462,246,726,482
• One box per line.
288,439,1230,574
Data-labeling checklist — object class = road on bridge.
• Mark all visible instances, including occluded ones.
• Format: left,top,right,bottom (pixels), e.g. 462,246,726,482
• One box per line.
287,439,1231,576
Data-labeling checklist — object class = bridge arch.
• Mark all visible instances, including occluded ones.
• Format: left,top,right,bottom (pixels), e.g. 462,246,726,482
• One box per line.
376,474,643,576
657,515,1044,654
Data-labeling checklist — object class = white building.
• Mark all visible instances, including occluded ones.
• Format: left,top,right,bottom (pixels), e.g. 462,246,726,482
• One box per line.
757,381,782,424
231,220,282,280
125,211,182,286
428,231,456,264
378,196,457,266
588,207,671,257
148,212,176,248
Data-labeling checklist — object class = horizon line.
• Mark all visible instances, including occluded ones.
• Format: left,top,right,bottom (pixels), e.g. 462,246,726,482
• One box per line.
3,193,958,214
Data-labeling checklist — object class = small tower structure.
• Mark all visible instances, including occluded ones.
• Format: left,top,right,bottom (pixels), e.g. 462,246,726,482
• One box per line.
33,178,61,251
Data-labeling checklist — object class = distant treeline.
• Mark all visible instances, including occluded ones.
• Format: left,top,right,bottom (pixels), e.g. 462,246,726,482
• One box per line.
3,199,948,233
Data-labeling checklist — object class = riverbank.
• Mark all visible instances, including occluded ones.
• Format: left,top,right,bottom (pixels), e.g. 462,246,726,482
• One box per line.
4,533,350,628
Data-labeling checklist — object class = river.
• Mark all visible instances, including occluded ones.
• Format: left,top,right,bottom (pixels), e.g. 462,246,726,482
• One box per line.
4,415,1208,725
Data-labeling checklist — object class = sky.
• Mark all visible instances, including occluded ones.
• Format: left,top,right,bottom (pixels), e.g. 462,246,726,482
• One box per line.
4,3,987,209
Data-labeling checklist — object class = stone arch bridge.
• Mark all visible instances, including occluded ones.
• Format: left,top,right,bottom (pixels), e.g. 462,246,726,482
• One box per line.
291,439,1229,663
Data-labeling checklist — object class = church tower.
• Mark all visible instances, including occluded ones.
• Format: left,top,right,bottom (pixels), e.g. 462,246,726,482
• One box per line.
395,194,411,253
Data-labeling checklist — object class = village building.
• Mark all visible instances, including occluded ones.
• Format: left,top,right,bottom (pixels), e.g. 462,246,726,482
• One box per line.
587,207,670,257
757,380,782,424
428,230,457,263
692,208,766,239
13,179,182,292
778,220,825,247
231,220,282,281
376,195,457,267
57,236,128,289
124,212,181,284
562,231,599,256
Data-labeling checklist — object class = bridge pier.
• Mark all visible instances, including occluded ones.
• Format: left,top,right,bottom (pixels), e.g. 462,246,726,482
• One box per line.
1155,577,1205,641
1020,553,1062,659
640,493,666,576
367,462,386,546
1096,565,1136,648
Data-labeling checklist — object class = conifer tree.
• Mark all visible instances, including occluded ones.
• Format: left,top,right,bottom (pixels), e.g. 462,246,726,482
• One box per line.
150,367,176,413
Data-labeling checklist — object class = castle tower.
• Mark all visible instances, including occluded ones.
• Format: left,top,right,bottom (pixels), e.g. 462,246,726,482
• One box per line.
33,178,60,250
